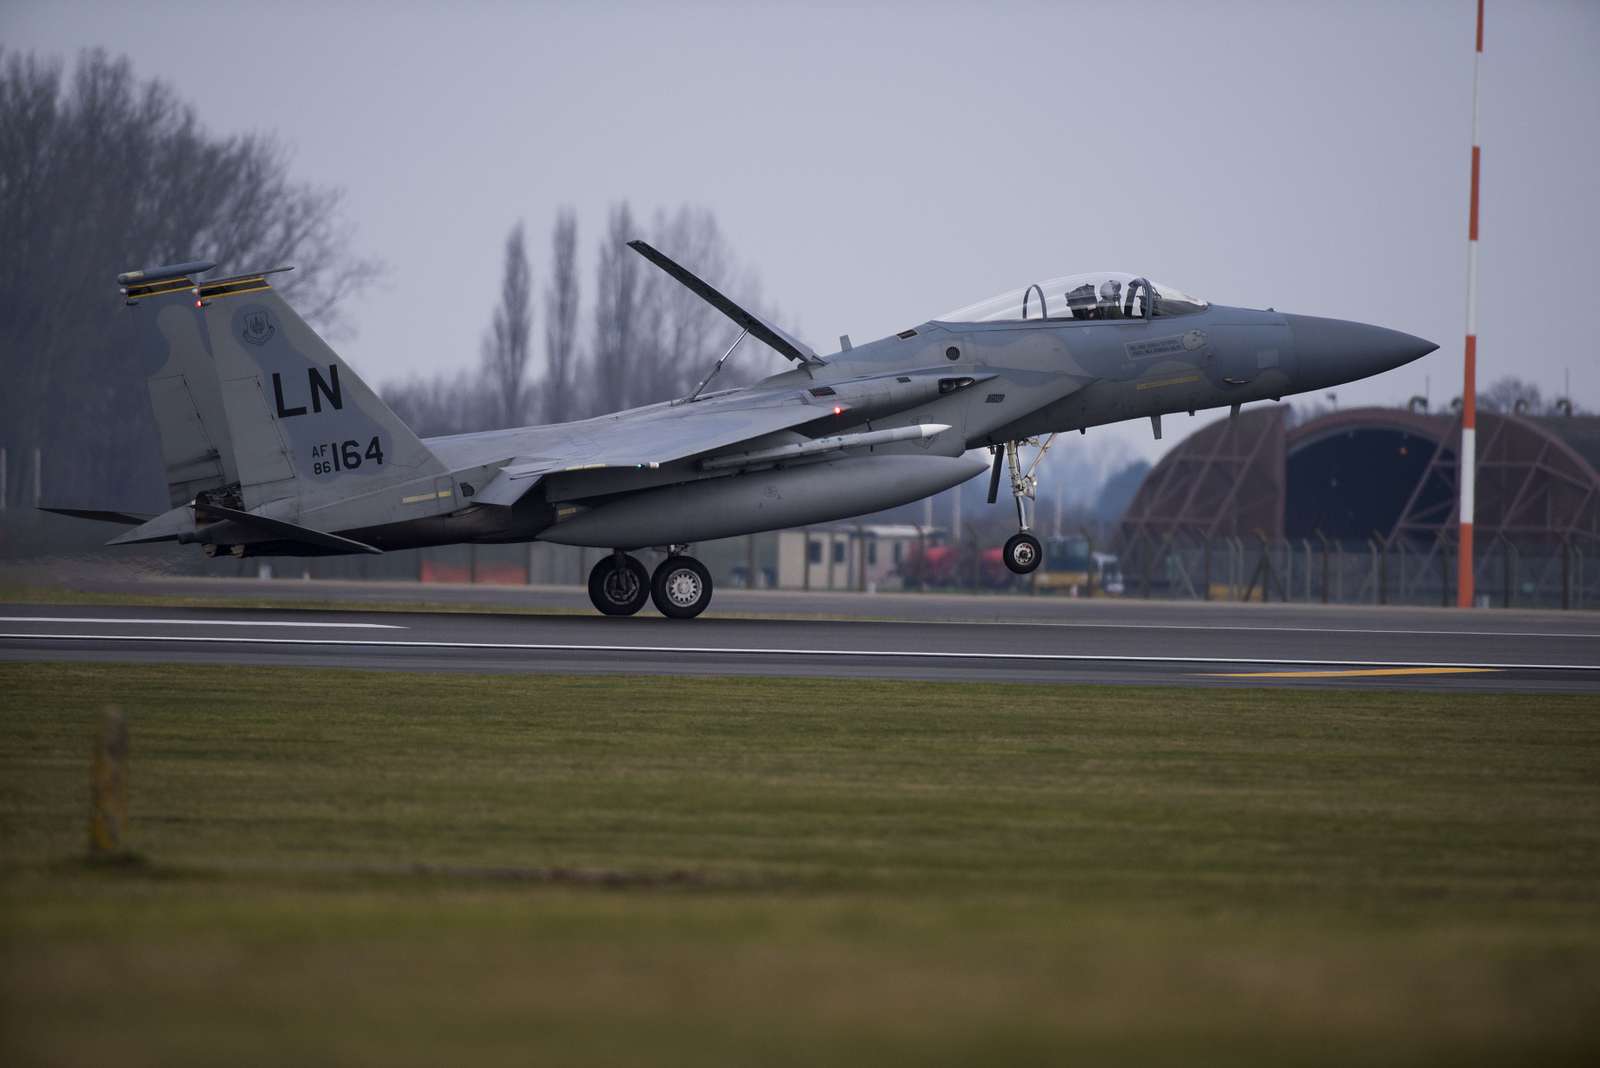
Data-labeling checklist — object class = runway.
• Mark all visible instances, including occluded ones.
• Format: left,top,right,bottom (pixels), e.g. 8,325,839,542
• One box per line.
3,587,1598,692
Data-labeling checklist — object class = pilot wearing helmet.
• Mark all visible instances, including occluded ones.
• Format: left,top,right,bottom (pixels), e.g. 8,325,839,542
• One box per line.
1098,279,1123,320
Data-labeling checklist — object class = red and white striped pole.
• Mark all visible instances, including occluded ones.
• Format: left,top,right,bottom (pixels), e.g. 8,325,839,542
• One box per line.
1457,0,1483,608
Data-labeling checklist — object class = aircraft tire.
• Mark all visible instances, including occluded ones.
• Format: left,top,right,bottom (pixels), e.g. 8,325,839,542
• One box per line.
651,555,713,619
1002,532,1043,575
588,554,650,616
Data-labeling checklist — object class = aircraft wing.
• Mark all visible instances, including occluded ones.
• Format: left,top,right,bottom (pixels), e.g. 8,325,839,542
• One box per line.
473,395,845,506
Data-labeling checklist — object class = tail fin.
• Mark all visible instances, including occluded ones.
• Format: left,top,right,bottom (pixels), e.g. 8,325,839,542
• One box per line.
193,269,449,521
120,261,240,506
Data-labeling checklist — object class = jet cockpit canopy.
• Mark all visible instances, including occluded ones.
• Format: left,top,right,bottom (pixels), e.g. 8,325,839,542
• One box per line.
938,272,1208,323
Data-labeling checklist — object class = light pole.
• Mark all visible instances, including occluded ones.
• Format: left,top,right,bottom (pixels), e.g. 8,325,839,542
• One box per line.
1457,0,1484,608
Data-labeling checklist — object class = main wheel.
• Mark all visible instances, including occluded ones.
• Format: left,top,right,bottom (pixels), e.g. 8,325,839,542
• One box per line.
588,554,650,616
651,555,713,619
1002,532,1043,575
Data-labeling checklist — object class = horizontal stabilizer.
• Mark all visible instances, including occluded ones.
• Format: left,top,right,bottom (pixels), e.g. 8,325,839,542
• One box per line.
37,506,155,526
627,240,822,365
107,504,198,545
195,502,383,555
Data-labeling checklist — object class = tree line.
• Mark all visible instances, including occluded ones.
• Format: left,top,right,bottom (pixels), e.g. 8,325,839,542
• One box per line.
382,203,784,436
0,49,377,508
0,48,781,510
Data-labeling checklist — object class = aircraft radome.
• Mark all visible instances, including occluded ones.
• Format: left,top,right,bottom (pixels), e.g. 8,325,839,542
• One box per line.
47,246,1436,618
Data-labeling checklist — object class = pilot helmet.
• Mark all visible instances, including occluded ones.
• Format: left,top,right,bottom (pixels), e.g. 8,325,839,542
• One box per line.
1099,279,1122,301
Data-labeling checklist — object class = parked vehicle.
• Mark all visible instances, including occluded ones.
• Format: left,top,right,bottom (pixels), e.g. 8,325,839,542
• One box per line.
1033,534,1124,596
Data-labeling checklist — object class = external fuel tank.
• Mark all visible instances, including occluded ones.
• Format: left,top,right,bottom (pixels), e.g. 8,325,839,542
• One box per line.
539,452,988,549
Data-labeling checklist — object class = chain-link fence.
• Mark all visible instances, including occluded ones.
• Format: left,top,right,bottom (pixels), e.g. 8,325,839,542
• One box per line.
1117,531,1598,609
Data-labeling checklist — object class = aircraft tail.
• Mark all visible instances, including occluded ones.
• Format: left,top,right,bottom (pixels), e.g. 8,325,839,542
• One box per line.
119,261,238,506
191,267,451,522
119,261,452,539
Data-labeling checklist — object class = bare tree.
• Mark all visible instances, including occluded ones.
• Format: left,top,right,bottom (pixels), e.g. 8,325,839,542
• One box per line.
584,201,789,415
541,208,581,423
0,48,379,508
638,204,734,403
589,202,643,415
382,371,496,438
480,220,533,428
1482,376,1544,415
389,201,790,433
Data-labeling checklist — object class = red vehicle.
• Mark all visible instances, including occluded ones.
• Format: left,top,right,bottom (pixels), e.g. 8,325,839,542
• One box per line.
900,538,1014,590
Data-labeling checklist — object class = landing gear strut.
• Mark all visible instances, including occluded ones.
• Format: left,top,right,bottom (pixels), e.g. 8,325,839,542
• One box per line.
588,551,650,616
989,434,1057,576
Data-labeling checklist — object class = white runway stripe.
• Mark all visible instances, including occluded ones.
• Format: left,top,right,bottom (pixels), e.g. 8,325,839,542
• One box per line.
0,617,404,630
0,632,1594,672
913,619,1600,640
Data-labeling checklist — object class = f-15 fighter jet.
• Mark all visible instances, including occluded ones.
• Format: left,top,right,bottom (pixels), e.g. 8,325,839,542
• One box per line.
54,244,1435,618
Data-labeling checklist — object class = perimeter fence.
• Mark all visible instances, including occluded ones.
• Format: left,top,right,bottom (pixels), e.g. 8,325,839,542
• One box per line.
1116,531,1598,610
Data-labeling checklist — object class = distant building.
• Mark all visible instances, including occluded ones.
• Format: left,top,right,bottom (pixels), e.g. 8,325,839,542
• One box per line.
776,524,936,591
1116,405,1600,607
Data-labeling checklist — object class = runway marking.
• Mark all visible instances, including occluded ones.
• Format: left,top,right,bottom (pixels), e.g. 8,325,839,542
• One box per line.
1200,667,1500,679
890,620,1600,640
0,633,1594,673
0,617,405,630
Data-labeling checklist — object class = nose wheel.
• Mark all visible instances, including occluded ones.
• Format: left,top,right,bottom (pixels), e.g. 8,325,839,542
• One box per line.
651,555,714,619
588,552,650,616
1003,532,1043,575
988,435,1057,576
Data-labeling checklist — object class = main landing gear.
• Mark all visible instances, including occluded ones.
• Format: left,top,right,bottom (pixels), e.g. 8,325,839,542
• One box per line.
651,554,713,619
586,548,714,619
588,551,650,616
988,435,1058,576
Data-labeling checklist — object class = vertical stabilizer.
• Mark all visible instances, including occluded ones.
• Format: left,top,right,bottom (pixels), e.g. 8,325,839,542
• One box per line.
194,271,449,521
120,262,239,506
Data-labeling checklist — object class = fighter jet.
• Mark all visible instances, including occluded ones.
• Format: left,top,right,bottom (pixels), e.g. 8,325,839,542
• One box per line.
53,247,1435,617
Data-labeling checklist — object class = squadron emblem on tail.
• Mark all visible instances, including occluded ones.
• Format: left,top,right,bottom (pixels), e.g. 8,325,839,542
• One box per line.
241,309,275,345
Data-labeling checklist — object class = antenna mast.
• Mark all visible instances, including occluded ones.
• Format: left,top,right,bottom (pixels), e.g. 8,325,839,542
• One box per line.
1457,0,1484,608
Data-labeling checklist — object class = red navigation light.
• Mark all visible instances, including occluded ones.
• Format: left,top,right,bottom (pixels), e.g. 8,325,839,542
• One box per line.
833,405,843,416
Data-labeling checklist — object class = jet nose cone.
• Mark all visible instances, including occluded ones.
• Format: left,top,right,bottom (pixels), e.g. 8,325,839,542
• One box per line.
1285,314,1438,389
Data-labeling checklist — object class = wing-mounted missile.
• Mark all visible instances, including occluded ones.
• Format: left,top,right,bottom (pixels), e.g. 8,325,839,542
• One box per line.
117,260,217,302
700,423,950,471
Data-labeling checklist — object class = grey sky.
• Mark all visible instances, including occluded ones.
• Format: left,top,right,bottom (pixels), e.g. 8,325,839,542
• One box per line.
7,0,1598,468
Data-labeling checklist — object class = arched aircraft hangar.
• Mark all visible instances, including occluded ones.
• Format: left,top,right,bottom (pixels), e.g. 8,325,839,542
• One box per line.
1115,406,1600,607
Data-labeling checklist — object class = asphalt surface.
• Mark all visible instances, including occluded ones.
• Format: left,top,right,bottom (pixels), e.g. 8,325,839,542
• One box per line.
3,579,1598,692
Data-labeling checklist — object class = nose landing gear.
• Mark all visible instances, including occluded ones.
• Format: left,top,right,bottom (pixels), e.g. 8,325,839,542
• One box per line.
989,434,1057,576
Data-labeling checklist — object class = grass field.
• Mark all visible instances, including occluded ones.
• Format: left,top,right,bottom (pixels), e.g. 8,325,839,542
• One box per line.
2,662,1598,1065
